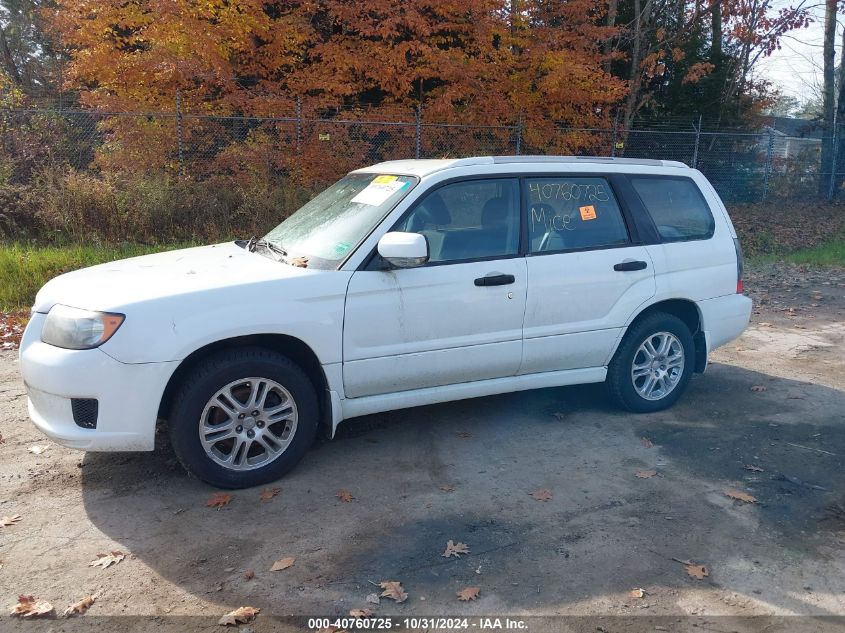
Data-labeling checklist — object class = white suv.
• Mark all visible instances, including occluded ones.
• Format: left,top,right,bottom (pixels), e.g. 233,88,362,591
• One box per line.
20,156,752,488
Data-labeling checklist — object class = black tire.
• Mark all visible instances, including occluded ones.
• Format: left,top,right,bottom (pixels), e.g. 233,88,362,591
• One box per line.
168,347,318,489
606,312,695,413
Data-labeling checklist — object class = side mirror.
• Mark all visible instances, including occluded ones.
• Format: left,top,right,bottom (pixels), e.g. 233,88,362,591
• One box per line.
377,232,429,269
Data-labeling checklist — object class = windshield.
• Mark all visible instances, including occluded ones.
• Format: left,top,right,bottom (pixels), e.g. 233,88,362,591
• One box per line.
263,173,417,268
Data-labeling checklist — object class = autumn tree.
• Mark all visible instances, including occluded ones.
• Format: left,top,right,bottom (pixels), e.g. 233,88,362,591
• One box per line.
608,0,810,126
45,0,626,181
1,0,62,99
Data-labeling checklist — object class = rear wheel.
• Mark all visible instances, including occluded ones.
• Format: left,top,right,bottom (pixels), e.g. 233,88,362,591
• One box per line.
168,347,318,488
606,312,695,413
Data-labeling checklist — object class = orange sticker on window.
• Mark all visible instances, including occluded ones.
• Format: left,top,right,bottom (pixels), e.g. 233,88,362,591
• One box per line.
579,205,597,221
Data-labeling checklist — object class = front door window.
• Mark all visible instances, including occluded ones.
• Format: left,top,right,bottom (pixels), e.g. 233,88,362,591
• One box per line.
395,178,520,263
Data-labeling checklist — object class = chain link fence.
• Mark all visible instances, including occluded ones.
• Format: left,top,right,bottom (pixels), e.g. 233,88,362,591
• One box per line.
1,106,840,203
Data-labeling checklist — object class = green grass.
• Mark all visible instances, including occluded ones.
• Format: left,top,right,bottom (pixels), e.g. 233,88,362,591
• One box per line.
0,242,189,311
3,236,842,313
748,239,845,267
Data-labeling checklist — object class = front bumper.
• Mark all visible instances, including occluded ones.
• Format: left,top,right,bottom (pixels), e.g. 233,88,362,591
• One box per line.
19,313,178,451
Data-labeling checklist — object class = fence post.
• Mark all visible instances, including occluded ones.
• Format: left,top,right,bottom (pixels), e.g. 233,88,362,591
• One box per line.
295,96,302,153
415,104,422,159
611,111,620,157
828,123,839,201
175,89,185,177
691,114,702,169
515,116,523,155
762,130,774,201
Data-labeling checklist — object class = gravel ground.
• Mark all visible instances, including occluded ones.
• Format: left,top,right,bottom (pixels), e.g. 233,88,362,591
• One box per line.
0,262,843,633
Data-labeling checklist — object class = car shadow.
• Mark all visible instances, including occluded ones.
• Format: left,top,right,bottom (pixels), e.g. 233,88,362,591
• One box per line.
78,362,845,618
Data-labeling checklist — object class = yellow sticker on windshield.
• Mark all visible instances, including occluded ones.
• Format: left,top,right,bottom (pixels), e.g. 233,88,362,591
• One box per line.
373,175,398,184
579,205,597,221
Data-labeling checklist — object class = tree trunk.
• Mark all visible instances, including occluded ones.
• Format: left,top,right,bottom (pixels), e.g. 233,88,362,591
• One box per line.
0,26,23,86
603,0,618,73
834,24,845,193
710,0,722,67
623,0,646,130
819,0,837,196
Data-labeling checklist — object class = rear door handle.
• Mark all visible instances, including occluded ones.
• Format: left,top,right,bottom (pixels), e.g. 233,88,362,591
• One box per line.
614,260,648,272
474,273,515,287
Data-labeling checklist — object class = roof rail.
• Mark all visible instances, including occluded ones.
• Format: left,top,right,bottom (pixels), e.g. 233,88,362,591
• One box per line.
491,155,688,168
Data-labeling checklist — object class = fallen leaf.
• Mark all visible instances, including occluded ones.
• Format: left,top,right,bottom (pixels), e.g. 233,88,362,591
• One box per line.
259,487,281,502
89,551,125,569
63,594,96,617
379,581,408,603
27,445,47,455
9,595,54,617
290,256,309,268
456,431,472,438
439,484,455,492
270,556,295,571
243,570,255,581
218,605,259,626
744,464,764,472
206,493,233,509
750,385,767,392
685,564,709,579
350,608,373,618
442,540,470,558
529,489,553,502
725,490,757,503
366,593,380,604
0,433,4,443
337,490,355,502
629,588,645,598
0,514,21,527
635,470,657,479
640,437,654,448
457,586,480,601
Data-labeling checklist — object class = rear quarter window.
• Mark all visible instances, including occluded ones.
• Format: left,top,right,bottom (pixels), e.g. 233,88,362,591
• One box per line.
630,176,714,242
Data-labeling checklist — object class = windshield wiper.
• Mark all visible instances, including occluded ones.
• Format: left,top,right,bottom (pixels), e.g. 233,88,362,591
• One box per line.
246,236,287,261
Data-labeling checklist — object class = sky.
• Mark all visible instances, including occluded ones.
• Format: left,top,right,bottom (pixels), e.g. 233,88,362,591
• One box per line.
755,0,832,106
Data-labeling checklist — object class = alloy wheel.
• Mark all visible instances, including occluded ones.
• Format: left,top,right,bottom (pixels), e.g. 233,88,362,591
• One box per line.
199,377,298,471
630,332,685,401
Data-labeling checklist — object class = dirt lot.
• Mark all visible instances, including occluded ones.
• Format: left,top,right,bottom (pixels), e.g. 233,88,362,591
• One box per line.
1,262,844,632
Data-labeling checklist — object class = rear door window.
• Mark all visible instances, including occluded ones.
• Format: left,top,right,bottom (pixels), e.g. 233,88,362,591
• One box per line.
526,177,629,253
630,177,714,242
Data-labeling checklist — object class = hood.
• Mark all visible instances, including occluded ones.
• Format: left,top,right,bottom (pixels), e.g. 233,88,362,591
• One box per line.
33,242,315,313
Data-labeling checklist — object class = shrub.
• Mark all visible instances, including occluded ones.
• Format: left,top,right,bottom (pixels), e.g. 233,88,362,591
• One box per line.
1,167,310,244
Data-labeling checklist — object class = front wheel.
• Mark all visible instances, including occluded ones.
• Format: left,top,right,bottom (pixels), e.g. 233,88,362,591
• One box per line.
168,348,318,489
606,312,695,413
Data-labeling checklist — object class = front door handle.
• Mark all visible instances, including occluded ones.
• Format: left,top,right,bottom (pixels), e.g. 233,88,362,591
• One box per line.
474,273,515,287
614,260,648,272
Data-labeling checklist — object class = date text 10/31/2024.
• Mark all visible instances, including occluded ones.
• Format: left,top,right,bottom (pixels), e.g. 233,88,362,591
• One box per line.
307,617,528,630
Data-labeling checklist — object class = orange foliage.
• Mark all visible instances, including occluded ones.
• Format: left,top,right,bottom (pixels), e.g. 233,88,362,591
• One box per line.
46,0,626,183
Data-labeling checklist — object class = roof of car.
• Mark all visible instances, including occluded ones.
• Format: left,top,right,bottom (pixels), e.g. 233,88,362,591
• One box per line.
353,156,690,177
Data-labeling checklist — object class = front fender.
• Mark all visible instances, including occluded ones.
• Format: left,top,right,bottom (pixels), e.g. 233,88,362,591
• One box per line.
99,273,352,365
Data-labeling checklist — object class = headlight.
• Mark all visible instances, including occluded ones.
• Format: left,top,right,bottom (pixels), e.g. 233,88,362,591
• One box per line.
41,304,125,350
